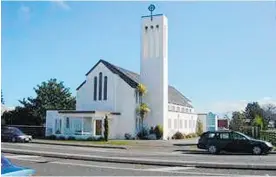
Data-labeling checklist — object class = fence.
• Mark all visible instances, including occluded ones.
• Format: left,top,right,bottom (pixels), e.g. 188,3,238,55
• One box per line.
260,130,276,146
3,125,45,138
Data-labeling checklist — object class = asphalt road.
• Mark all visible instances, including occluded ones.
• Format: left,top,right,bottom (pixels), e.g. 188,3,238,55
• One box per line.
4,153,276,176
2,142,276,165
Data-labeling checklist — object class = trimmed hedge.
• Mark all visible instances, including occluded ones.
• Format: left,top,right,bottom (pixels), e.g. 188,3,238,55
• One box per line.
260,130,276,146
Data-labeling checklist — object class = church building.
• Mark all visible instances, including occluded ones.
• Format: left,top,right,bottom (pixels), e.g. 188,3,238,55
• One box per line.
45,6,198,140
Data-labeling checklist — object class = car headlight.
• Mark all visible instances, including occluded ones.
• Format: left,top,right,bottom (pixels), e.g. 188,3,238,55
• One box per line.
265,142,273,147
18,136,25,139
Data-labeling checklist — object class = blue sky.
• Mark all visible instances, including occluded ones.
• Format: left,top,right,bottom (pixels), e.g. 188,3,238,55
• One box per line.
2,1,276,113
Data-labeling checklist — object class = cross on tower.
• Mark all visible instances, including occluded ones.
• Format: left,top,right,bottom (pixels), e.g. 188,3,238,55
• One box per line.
148,4,156,21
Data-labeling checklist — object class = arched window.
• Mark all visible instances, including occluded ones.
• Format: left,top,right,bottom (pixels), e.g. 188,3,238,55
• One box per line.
94,76,97,101
99,73,102,100
66,117,70,128
104,76,108,100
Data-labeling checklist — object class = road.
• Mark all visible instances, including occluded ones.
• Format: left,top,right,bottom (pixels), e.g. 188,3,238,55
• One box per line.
3,153,276,176
2,142,276,165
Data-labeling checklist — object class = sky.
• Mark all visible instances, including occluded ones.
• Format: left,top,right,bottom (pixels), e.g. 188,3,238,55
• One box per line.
2,1,276,114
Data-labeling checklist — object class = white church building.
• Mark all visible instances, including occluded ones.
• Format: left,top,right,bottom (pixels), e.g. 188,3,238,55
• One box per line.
45,8,198,140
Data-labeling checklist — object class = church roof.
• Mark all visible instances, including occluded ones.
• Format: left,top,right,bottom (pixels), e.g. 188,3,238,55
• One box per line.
78,59,193,108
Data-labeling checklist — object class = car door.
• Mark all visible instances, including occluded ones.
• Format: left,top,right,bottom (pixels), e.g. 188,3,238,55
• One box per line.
231,132,251,153
218,132,233,151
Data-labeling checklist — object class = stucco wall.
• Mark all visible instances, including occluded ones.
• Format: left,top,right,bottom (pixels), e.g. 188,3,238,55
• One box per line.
76,62,136,139
167,107,198,138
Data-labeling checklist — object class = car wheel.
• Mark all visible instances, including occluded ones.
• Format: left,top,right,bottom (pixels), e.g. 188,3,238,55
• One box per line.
208,145,219,154
11,137,16,143
252,146,262,155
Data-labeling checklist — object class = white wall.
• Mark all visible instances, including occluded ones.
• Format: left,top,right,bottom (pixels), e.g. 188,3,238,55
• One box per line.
76,62,137,139
198,114,207,133
167,103,198,138
76,62,116,111
141,15,169,140
45,110,60,136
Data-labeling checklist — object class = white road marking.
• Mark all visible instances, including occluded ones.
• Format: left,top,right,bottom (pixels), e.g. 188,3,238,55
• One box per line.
4,155,40,159
5,156,47,163
146,166,195,171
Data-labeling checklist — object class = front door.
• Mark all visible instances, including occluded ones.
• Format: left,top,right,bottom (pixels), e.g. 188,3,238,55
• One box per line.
95,120,103,136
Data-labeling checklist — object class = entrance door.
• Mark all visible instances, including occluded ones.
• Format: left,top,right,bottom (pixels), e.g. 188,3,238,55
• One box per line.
95,120,103,136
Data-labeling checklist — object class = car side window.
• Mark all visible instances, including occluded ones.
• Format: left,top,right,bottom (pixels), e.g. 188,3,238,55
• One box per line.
232,132,246,140
219,132,230,140
208,133,216,139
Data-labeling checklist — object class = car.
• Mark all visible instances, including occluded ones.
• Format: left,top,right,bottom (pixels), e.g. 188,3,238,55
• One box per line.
197,130,273,155
1,155,36,176
1,126,32,143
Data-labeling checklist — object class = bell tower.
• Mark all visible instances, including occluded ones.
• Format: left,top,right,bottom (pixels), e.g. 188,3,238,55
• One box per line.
140,4,168,140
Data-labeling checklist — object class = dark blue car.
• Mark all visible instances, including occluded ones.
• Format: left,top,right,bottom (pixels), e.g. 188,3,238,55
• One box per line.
1,155,36,176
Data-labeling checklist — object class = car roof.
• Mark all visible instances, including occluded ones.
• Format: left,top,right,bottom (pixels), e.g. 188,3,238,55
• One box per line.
206,130,233,133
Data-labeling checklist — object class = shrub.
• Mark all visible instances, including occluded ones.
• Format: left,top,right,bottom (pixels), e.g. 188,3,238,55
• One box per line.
186,134,192,139
58,136,66,140
124,133,132,140
154,125,163,139
67,136,76,140
149,127,155,134
172,132,184,139
86,137,95,141
137,128,149,140
47,135,56,140
104,115,109,141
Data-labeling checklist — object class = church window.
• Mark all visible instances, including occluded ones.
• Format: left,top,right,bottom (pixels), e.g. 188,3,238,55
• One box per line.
189,120,191,128
94,77,97,101
185,120,187,128
156,25,159,28
66,117,70,128
99,72,103,100
180,119,183,129
145,26,148,31
185,108,188,112
150,25,154,29
104,76,108,100
177,107,180,112
174,119,177,129
168,119,171,129
181,108,184,112
172,106,175,111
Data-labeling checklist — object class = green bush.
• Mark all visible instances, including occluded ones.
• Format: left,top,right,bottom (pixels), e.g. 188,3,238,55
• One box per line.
260,130,276,146
58,136,66,140
154,125,163,139
172,132,184,139
137,128,149,140
46,135,56,140
67,136,76,140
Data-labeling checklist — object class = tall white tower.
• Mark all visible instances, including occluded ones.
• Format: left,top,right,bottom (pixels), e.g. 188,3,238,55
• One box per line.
140,5,168,140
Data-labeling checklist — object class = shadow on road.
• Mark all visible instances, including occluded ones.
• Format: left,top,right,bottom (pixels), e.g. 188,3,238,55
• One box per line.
174,149,273,156
173,143,197,147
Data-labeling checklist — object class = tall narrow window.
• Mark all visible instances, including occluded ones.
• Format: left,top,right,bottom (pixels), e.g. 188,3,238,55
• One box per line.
99,73,102,100
66,117,70,128
104,76,108,100
94,76,97,101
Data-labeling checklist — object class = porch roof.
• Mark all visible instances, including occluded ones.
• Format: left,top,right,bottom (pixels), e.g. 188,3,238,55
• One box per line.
58,110,121,116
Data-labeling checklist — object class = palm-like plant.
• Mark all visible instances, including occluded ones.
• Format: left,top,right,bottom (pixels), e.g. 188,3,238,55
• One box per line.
137,83,147,97
136,103,150,134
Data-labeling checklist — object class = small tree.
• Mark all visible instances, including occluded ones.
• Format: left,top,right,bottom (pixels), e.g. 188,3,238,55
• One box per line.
136,103,150,129
253,115,264,130
104,115,109,141
136,83,150,137
196,119,203,136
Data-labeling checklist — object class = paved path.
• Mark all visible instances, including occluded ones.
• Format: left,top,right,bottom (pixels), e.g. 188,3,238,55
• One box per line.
4,153,276,176
2,142,276,165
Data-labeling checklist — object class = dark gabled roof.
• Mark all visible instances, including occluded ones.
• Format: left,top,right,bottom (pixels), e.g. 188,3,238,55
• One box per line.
77,59,193,108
